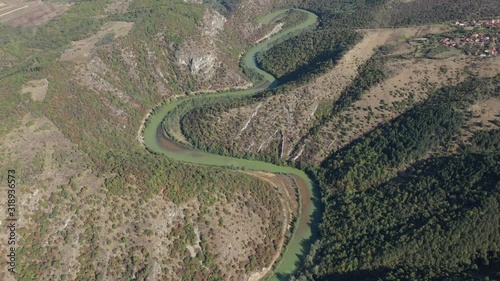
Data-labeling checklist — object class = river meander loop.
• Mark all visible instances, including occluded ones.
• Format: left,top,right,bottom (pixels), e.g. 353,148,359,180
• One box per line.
142,9,319,280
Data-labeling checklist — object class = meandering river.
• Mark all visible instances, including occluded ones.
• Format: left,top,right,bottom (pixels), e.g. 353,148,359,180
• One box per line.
142,9,319,280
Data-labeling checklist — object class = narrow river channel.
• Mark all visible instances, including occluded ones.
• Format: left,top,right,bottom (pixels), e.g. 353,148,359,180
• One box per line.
142,9,319,280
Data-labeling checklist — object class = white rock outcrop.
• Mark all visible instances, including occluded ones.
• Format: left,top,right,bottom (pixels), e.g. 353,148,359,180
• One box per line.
201,9,226,37
189,53,216,76
175,8,226,81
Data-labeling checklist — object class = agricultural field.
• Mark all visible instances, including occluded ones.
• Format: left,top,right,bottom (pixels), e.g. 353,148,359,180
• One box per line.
0,0,71,26
59,21,134,63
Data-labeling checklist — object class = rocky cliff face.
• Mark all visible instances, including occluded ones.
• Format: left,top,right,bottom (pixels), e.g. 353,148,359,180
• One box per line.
176,9,224,78
175,7,250,92
175,0,289,93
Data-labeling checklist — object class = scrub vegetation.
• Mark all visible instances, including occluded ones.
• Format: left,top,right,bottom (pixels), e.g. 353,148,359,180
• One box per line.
1,0,499,280
171,1,500,280
257,28,362,81
0,0,296,280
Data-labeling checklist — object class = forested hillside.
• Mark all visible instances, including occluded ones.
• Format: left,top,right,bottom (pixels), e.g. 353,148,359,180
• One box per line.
321,75,499,193
178,0,500,279
257,29,361,81
0,0,293,280
387,0,500,26
1,0,499,280
292,0,386,28
293,76,500,280
298,152,499,281
293,0,500,28
167,2,500,277
180,0,500,164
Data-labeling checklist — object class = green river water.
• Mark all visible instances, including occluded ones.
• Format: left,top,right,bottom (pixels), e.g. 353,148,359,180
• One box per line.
143,9,319,280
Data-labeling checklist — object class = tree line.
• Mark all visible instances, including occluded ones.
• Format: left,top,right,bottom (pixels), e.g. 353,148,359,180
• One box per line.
292,75,500,280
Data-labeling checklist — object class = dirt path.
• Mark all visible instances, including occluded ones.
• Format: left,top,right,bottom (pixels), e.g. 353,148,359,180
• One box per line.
137,110,152,146
256,23,284,44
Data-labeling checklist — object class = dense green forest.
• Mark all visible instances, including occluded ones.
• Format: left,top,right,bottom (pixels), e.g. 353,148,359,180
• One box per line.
467,129,500,153
293,0,500,28
321,101,463,192
292,0,386,28
386,0,500,26
297,152,499,281
257,29,361,80
170,1,500,279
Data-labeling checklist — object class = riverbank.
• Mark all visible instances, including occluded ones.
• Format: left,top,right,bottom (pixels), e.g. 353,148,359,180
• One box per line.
141,9,319,280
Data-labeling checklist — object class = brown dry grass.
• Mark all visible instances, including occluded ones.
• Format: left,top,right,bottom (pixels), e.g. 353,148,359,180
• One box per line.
205,26,453,160
0,114,287,280
60,21,134,63
105,0,131,14
0,0,71,26
308,55,500,163
21,78,48,101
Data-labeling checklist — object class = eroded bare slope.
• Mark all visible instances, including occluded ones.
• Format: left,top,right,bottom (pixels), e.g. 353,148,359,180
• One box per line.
190,26,460,161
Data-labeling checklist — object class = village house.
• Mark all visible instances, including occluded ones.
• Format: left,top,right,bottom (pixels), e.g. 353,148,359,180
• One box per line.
440,31,498,57
453,19,500,27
